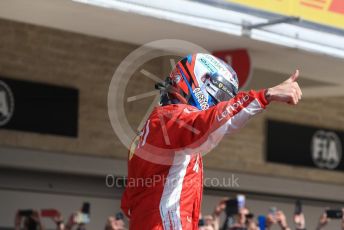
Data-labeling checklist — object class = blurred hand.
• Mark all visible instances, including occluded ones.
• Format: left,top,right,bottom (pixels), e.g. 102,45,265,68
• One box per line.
32,210,45,230
341,208,344,230
266,213,277,229
294,213,305,229
114,219,125,230
50,211,62,222
276,211,290,230
65,212,77,230
316,211,329,230
212,198,227,230
106,216,126,230
266,70,302,105
31,210,41,224
214,197,228,216
14,211,22,230
51,211,64,230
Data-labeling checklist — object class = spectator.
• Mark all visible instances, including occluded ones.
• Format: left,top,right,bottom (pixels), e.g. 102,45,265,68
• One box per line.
198,214,217,230
212,198,228,230
316,210,330,230
275,210,291,230
198,198,228,230
50,211,65,230
265,211,274,229
224,207,250,229
64,212,87,230
15,210,44,230
342,208,344,230
316,208,344,230
245,213,258,230
105,216,126,230
213,197,256,230
235,207,250,229
266,210,291,230
293,211,306,230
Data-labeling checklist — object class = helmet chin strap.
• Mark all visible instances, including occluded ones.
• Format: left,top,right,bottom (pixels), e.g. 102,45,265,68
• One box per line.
155,80,187,106
170,92,188,104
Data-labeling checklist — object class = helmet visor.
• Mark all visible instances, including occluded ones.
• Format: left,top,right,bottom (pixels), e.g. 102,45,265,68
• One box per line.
205,74,238,103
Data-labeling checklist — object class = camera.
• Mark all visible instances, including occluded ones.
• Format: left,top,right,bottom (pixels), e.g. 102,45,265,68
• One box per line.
198,219,205,227
326,209,343,219
225,194,245,217
294,200,302,215
115,212,124,220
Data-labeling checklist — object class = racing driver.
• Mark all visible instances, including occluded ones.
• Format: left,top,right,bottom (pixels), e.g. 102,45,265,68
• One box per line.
121,53,302,230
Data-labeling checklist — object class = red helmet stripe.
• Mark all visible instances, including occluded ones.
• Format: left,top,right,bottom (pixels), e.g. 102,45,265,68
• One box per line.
175,64,189,95
189,54,199,88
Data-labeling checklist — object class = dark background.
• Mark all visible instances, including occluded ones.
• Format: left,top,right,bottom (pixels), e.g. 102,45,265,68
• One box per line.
0,77,79,137
266,119,344,171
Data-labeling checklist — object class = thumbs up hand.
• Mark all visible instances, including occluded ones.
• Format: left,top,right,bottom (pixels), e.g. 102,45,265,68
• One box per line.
265,70,302,105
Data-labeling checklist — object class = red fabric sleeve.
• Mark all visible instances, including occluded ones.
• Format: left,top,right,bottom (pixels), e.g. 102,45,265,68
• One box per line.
143,89,269,153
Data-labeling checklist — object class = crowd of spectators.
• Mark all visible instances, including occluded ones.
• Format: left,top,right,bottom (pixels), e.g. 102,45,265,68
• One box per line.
199,197,344,230
14,207,126,230
14,196,344,230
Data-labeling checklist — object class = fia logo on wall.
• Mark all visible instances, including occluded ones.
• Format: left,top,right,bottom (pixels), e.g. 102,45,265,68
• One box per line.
311,130,342,170
0,80,14,127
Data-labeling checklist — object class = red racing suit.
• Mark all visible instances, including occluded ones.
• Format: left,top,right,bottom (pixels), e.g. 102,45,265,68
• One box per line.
121,89,269,230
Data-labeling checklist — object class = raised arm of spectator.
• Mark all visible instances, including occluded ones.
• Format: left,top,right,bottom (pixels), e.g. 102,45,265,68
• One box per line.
266,213,276,230
51,211,65,230
14,211,22,230
276,210,291,230
293,212,306,230
65,212,77,230
212,198,228,230
341,208,344,230
316,211,329,230
31,210,45,230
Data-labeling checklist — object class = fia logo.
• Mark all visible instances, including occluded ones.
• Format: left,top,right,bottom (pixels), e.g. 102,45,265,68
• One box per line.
0,80,14,127
311,130,342,170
